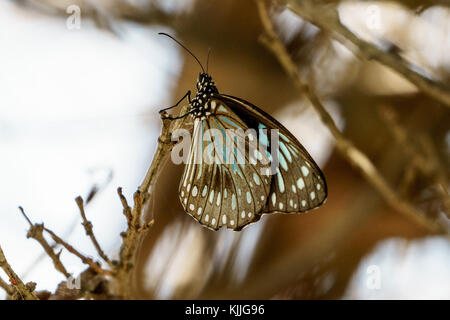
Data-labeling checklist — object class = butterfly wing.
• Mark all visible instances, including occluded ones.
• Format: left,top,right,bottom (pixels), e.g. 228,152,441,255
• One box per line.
216,94,327,214
179,99,272,231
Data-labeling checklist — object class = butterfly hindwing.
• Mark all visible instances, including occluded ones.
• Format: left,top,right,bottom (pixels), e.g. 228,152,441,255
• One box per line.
216,94,328,214
179,99,272,230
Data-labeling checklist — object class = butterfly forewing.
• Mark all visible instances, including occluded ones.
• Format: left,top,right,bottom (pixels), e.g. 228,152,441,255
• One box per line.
179,99,272,230
216,94,327,214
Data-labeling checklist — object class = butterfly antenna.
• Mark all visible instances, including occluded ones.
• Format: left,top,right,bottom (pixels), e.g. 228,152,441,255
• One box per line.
158,32,205,73
206,47,212,73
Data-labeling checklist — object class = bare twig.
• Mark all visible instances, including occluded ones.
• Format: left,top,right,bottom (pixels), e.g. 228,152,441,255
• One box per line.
256,0,445,234
0,276,14,297
75,196,114,269
0,245,38,300
43,227,113,277
19,206,70,278
281,0,450,109
117,187,132,226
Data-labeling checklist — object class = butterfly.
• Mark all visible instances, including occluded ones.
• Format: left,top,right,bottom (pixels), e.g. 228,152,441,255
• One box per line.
159,33,327,231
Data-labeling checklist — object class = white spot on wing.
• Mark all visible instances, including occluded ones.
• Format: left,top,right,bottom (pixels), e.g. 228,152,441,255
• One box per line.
216,192,221,206
301,166,310,177
297,178,305,190
253,173,260,185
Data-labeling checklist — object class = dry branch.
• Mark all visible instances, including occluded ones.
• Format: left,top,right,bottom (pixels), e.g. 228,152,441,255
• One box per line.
19,206,70,278
0,276,14,297
43,227,113,277
115,107,190,298
256,0,446,234
76,196,114,269
281,0,450,109
0,245,38,300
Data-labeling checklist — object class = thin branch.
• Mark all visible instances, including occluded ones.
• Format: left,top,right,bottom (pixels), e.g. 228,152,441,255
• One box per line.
19,206,70,278
0,276,14,297
0,245,38,300
282,0,450,109
117,187,132,226
256,0,445,234
378,106,450,215
75,196,114,270
42,227,113,277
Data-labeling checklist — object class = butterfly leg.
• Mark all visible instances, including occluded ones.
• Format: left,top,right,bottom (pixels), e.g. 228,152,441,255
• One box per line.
161,109,196,120
158,90,191,113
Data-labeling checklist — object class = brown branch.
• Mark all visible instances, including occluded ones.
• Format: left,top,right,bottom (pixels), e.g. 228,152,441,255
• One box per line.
115,108,190,299
281,0,450,109
75,196,114,270
256,0,445,234
19,206,70,278
0,245,38,300
117,187,132,226
42,227,113,277
0,276,14,297
378,106,450,215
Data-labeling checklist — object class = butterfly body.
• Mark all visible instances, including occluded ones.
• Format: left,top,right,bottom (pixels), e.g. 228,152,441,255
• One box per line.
171,72,327,231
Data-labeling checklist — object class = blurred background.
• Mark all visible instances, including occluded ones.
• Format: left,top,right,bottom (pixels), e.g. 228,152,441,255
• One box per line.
0,0,449,299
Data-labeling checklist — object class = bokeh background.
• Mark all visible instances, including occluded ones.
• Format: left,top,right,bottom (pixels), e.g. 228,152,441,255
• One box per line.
0,0,449,299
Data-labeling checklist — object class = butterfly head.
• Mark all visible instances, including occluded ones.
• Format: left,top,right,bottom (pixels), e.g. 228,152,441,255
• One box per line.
196,73,218,94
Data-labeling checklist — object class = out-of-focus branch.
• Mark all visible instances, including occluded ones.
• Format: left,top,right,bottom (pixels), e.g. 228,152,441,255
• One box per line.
281,0,450,109
257,0,446,234
378,105,450,216
76,196,114,270
0,245,38,300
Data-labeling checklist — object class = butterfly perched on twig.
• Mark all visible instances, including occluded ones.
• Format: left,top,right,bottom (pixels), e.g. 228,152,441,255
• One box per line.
159,33,327,231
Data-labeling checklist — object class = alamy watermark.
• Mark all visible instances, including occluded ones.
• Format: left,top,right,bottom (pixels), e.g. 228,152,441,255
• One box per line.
365,5,381,30
170,127,282,175
66,5,81,30
366,264,381,290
